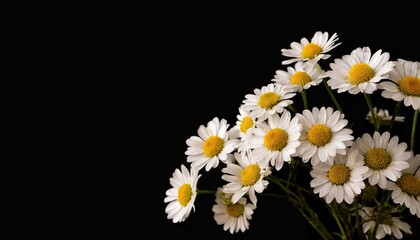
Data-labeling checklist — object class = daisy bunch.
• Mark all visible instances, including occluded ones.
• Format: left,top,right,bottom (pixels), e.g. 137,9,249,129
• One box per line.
164,31,420,239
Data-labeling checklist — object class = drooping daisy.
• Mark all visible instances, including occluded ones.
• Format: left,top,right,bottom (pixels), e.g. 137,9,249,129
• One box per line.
366,107,405,127
221,151,271,205
281,31,341,65
352,131,411,189
387,154,420,218
310,148,369,204
378,59,420,110
241,83,295,121
296,106,354,165
326,46,395,94
212,187,256,234
185,117,240,172
272,60,327,92
359,206,412,239
228,105,260,155
248,110,302,170
164,164,201,223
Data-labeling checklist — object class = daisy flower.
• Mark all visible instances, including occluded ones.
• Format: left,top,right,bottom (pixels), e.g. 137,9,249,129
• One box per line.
359,206,412,239
310,148,369,204
281,31,341,65
248,110,302,170
185,117,240,172
296,106,354,165
326,46,395,94
164,164,201,223
352,131,411,189
228,105,260,155
212,187,256,234
272,60,327,92
366,107,405,127
241,83,295,121
378,59,420,110
221,151,271,205
387,154,420,218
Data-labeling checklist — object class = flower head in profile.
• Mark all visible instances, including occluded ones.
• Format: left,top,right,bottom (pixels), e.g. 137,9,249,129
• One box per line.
387,154,420,218
310,149,369,204
366,107,405,127
379,59,420,110
359,206,412,239
352,131,411,189
164,164,201,223
241,83,295,122
248,111,302,170
281,31,341,65
296,106,354,165
221,151,271,205
212,187,256,234
185,117,240,172
327,46,395,94
272,60,327,92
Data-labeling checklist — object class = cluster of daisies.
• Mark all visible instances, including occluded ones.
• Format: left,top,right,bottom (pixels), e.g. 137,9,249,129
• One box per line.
164,31,420,239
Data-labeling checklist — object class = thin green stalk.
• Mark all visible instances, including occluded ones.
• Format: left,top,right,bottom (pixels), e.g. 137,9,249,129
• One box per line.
324,202,347,239
287,104,298,113
197,190,216,195
301,90,308,109
323,79,343,112
354,200,363,239
368,191,386,240
266,175,300,199
410,109,418,151
364,93,379,131
267,175,333,240
275,176,314,195
388,101,402,132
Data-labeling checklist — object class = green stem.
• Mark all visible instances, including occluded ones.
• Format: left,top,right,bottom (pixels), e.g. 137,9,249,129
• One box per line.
368,191,386,240
364,93,379,131
301,90,308,109
323,79,343,112
325,202,348,239
354,200,363,240
388,101,402,132
266,175,333,240
287,104,298,113
197,190,216,195
276,177,314,195
410,109,418,151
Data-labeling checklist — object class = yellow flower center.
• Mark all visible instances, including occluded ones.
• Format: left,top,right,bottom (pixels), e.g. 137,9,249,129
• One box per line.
307,124,332,147
178,184,192,206
258,92,281,109
301,43,322,59
399,76,420,96
290,71,312,86
328,164,351,185
348,63,375,85
241,164,261,186
240,116,254,134
396,173,420,197
203,136,224,158
264,128,289,151
365,148,391,170
227,203,245,218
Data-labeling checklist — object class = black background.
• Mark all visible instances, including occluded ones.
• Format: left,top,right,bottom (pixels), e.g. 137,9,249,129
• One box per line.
1,1,420,239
